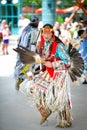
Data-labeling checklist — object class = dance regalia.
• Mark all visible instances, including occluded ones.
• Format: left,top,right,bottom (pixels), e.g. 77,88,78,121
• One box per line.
14,25,39,89
20,38,73,127
14,20,84,126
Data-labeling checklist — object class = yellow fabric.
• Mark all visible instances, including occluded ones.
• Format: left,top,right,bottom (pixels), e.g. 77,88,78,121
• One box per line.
19,64,30,74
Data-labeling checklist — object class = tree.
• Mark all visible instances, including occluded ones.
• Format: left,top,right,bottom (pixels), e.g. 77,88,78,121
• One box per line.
22,0,87,9
22,0,41,8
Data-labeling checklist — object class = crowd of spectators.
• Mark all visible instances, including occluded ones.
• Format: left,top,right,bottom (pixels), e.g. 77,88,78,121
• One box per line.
0,13,87,84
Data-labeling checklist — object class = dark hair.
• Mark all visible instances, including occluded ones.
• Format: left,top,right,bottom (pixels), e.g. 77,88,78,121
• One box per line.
86,28,87,33
55,36,63,43
43,24,53,29
78,29,85,36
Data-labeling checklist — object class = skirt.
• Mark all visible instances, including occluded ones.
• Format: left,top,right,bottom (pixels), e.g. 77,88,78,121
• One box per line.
20,69,72,112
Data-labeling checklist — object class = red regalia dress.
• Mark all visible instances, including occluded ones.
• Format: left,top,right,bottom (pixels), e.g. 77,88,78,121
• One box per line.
20,35,72,127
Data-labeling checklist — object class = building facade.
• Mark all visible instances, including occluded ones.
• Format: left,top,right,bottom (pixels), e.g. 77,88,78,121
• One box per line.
0,0,22,34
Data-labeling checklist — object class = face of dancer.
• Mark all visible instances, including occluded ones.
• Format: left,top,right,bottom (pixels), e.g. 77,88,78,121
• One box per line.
42,26,53,42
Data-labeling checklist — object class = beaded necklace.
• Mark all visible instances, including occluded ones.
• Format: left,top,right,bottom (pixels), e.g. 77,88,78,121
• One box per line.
44,41,51,59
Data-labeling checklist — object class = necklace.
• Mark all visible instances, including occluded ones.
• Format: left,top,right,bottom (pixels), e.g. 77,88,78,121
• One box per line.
44,41,51,59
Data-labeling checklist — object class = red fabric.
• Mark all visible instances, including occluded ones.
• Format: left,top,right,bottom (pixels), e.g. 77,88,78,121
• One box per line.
41,35,44,47
46,41,59,77
51,41,58,55
39,35,61,78
47,41,60,77
46,67,54,77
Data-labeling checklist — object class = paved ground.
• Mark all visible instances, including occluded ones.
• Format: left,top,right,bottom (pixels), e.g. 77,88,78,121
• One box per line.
0,41,87,130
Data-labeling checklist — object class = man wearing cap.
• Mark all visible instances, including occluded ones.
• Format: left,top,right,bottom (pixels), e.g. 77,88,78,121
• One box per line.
14,16,40,90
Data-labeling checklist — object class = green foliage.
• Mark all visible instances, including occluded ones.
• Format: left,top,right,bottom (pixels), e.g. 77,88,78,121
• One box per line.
22,0,87,9
22,0,41,8
56,15,64,23
24,14,31,19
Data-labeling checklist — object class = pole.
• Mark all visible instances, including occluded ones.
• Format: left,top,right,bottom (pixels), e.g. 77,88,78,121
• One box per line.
42,0,56,26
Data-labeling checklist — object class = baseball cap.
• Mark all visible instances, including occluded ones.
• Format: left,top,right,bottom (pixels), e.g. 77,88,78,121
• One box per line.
30,16,39,24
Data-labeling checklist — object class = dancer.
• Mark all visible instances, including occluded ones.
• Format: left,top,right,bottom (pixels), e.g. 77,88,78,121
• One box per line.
14,24,84,127
14,16,39,90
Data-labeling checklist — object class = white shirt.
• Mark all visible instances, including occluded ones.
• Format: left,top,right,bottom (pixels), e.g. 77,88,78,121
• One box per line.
18,18,30,35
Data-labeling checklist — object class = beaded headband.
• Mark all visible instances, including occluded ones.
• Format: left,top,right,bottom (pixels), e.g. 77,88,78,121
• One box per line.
41,26,53,33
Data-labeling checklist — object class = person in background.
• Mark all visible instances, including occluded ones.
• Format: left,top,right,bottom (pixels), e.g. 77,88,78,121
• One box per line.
59,23,72,48
70,22,79,40
38,20,43,30
53,21,61,37
2,24,11,55
0,19,7,43
81,17,87,28
18,14,30,35
1,19,7,29
0,19,3,43
78,28,87,84
14,16,40,90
